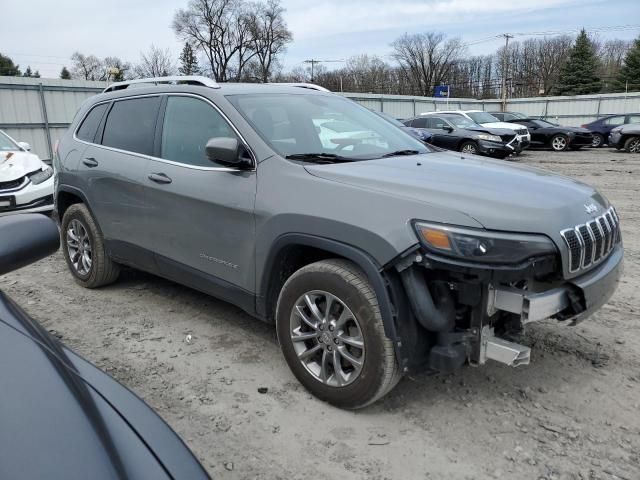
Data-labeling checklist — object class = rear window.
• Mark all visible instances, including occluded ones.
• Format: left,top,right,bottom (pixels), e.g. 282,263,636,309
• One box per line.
76,103,109,143
101,97,161,155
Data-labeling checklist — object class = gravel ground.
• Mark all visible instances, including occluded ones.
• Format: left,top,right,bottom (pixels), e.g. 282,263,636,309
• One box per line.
2,148,639,480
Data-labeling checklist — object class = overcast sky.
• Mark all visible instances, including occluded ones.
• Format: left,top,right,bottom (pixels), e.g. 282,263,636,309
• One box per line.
3,0,640,78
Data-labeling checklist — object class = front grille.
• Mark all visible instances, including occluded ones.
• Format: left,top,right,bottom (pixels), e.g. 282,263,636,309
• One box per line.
0,176,26,191
500,134,516,142
560,207,620,273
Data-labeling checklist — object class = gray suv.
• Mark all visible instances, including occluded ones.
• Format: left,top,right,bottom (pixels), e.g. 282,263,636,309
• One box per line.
55,76,623,409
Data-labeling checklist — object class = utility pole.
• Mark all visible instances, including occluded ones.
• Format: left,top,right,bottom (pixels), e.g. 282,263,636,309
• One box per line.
303,59,344,83
501,33,513,112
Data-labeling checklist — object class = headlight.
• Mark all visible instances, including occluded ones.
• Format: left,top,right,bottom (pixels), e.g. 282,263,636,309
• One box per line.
413,222,557,264
29,167,53,185
476,133,502,142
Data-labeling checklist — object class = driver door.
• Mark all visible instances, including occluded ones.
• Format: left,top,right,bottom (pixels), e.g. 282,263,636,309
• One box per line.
144,95,257,296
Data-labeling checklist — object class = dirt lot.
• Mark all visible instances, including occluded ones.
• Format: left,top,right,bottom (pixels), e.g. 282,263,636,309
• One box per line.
2,148,639,480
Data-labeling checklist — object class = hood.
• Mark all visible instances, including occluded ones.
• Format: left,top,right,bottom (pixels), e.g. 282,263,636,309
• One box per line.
466,126,515,136
479,121,527,132
0,151,46,182
304,151,608,235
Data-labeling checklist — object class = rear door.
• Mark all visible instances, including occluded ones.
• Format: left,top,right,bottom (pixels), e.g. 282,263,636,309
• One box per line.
602,115,625,135
144,94,257,296
79,95,161,270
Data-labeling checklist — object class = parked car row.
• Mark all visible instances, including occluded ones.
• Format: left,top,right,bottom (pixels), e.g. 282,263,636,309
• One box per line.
394,109,640,157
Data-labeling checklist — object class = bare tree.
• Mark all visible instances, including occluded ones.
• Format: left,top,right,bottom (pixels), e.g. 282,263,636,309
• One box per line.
247,0,292,82
70,52,103,80
173,0,246,81
391,32,465,96
134,45,176,78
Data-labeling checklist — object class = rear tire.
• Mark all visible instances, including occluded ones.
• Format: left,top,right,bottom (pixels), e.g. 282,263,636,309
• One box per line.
459,140,479,155
276,259,401,409
624,136,640,153
61,204,120,288
591,133,604,148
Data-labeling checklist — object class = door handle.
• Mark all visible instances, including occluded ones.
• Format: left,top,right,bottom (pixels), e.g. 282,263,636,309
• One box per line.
82,157,99,168
148,173,172,184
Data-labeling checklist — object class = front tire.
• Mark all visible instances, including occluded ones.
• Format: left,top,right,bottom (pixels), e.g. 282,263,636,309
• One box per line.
61,204,120,288
624,136,640,153
276,259,401,409
459,140,479,155
550,134,569,152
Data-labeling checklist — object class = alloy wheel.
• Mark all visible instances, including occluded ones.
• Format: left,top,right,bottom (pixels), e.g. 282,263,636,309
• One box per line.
289,290,365,387
591,135,602,147
461,144,477,154
552,136,567,151
629,138,640,153
66,219,92,276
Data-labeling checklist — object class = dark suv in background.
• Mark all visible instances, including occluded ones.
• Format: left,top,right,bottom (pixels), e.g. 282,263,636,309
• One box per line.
55,76,623,409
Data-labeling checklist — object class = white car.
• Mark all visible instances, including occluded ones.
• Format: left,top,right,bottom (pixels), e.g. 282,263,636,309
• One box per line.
0,130,54,216
421,110,531,152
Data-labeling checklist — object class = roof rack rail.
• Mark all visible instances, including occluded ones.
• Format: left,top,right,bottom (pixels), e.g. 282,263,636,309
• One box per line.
103,75,220,93
267,82,330,92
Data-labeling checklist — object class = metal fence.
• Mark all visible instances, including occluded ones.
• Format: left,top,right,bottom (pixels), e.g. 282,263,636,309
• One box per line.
0,76,104,160
2,75,640,160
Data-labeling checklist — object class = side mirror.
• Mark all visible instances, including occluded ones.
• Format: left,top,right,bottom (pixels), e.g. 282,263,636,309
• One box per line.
0,214,59,276
205,137,252,169
443,125,454,133
18,142,31,151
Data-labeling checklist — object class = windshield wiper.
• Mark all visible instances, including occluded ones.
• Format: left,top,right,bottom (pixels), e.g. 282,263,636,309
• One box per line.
285,153,354,163
381,149,422,158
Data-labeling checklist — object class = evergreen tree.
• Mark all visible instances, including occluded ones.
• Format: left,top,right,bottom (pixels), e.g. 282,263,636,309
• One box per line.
23,66,33,77
555,29,601,95
178,42,199,76
616,36,640,92
33,70,41,78
0,53,21,76
60,66,71,79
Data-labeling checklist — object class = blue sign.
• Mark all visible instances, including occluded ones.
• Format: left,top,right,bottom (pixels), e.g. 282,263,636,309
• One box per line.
434,85,450,98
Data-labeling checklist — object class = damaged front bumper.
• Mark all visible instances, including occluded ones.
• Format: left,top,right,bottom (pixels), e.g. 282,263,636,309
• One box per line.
393,243,623,374
487,245,623,325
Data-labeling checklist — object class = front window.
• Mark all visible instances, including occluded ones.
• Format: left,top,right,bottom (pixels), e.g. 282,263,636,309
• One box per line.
466,112,500,124
0,131,20,152
227,94,429,160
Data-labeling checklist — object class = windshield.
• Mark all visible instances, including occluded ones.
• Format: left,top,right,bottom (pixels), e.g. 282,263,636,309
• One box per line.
466,112,500,124
0,131,20,152
442,115,479,129
533,119,556,128
227,94,429,160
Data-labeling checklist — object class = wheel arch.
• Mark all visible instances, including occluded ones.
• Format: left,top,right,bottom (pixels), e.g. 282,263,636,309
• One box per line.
56,185,104,236
257,234,401,346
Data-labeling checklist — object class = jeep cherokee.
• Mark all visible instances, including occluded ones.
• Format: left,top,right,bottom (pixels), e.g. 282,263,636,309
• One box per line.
55,76,623,409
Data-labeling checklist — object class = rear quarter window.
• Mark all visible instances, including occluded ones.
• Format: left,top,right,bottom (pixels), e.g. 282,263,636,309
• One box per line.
76,103,109,142
101,97,161,155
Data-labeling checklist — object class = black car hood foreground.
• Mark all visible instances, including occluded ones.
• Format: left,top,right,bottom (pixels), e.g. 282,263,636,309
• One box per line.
0,291,210,480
